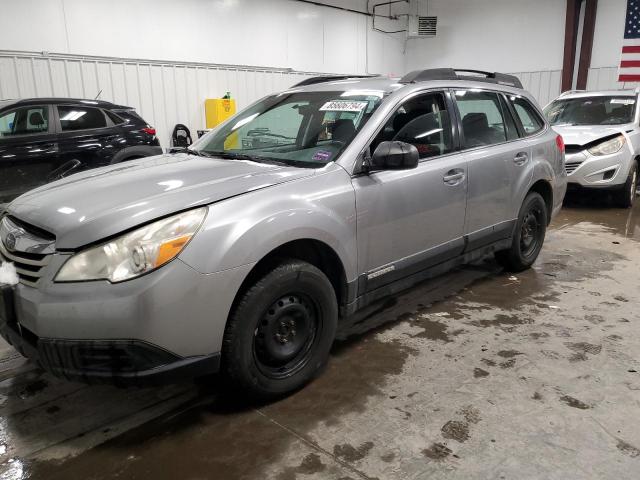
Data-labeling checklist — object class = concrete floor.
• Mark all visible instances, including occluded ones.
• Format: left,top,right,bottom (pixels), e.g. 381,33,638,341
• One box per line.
1,193,639,480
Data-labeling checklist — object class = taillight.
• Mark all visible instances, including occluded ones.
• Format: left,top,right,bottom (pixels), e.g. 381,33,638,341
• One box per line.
555,134,565,153
142,126,156,135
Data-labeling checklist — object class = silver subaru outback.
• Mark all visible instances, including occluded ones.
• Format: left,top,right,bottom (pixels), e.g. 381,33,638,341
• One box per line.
0,69,566,399
544,90,639,208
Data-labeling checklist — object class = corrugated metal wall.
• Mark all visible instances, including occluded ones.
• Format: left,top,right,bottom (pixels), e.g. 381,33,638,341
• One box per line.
0,51,631,147
587,66,639,91
0,51,320,147
509,69,562,108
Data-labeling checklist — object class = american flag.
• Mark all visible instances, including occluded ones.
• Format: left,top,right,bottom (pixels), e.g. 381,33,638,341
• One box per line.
619,0,640,82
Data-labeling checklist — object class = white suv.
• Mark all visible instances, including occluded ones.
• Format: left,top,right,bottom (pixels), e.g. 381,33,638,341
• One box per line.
544,90,639,208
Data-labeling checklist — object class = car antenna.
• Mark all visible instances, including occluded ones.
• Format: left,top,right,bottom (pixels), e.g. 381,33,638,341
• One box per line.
94,89,102,100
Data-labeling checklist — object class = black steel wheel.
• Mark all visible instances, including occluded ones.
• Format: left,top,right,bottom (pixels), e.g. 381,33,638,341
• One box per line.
496,191,548,272
253,293,319,379
222,260,338,401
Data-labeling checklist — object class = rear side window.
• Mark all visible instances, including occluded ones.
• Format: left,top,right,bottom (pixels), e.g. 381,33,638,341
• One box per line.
510,96,544,135
0,106,48,136
57,106,107,131
455,90,507,148
105,110,125,125
114,109,146,125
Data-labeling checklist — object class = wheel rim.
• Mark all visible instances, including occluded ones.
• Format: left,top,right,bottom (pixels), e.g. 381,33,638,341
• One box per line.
520,207,542,258
253,293,319,379
630,169,637,205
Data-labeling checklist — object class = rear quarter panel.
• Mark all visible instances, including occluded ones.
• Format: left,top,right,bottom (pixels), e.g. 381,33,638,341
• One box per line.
515,128,566,220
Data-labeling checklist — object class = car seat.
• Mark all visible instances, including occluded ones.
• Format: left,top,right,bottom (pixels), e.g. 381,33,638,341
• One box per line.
171,124,193,148
28,111,46,131
330,119,356,144
462,112,495,147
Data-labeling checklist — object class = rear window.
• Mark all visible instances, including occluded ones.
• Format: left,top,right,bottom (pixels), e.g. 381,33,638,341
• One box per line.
57,106,107,131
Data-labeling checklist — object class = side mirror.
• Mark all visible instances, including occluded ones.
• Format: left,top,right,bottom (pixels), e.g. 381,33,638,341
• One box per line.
369,141,419,171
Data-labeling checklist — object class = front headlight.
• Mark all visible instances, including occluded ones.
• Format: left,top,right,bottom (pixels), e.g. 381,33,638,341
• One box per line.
587,134,625,156
56,207,207,283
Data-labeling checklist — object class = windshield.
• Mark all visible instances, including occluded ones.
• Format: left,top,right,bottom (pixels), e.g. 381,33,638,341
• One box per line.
544,96,636,126
194,91,385,167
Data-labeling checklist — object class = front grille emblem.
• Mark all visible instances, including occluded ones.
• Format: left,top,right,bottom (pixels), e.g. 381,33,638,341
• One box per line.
4,229,20,252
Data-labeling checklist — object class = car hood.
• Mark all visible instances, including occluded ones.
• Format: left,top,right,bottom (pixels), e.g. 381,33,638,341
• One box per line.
6,153,314,249
552,124,631,147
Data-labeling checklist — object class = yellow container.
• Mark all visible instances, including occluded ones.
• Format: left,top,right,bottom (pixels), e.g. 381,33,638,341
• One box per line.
205,98,236,128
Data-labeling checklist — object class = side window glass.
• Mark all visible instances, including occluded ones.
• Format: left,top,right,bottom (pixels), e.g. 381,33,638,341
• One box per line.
371,92,453,159
455,90,507,148
0,106,48,137
105,110,124,125
510,96,544,135
58,106,107,131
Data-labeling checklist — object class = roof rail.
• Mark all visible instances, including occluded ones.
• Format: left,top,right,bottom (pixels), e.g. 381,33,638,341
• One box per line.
558,89,585,97
399,68,523,89
291,74,377,88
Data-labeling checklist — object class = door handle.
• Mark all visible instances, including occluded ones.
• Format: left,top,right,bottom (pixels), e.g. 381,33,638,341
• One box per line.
514,152,529,165
443,169,465,185
28,143,58,154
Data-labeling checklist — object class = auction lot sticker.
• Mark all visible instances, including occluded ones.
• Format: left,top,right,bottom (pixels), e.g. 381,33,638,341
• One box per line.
610,98,635,105
320,100,368,112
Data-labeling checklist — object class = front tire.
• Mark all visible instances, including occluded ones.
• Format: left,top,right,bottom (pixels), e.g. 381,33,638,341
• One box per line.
221,260,338,401
495,192,548,272
613,161,638,209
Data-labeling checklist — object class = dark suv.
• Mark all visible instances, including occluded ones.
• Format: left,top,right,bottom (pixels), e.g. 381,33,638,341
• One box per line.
0,98,162,203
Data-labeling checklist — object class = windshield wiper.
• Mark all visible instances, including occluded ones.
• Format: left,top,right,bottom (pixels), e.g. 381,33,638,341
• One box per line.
204,151,289,166
184,149,213,157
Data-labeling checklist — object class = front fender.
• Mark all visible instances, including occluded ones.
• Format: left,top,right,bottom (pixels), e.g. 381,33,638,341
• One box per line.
179,165,358,282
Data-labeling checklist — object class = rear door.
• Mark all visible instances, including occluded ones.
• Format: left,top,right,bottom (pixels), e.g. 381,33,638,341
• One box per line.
352,90,468,293
453,89,530,249
53,104,122,174
505,94,546,216
0,104,59,203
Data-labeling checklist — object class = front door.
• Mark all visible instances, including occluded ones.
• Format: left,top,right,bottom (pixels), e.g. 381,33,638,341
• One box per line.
0,104,58,203
352,90,468,294
54,104,121,175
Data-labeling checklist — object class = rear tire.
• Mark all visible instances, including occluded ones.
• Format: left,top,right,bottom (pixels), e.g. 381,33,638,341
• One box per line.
495,192,548,272
613,161,638,209
221,260,338,401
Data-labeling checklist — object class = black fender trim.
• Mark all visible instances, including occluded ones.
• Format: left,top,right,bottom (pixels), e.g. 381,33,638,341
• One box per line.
110,145,163,164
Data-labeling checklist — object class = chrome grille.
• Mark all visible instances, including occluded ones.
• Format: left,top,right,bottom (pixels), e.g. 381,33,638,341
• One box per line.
0,239,51,287
0,216,54,288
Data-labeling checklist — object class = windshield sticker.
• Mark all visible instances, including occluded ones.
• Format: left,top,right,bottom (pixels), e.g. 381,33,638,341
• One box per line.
320,100,368,112
610,98,636,105
312,150,332,161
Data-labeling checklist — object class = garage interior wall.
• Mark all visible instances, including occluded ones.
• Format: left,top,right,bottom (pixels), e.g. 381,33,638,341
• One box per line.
588,0,633,90
0,0,406,146
0,0,634,146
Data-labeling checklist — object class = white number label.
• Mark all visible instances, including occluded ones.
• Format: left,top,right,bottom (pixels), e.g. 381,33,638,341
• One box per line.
320,101,368,112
